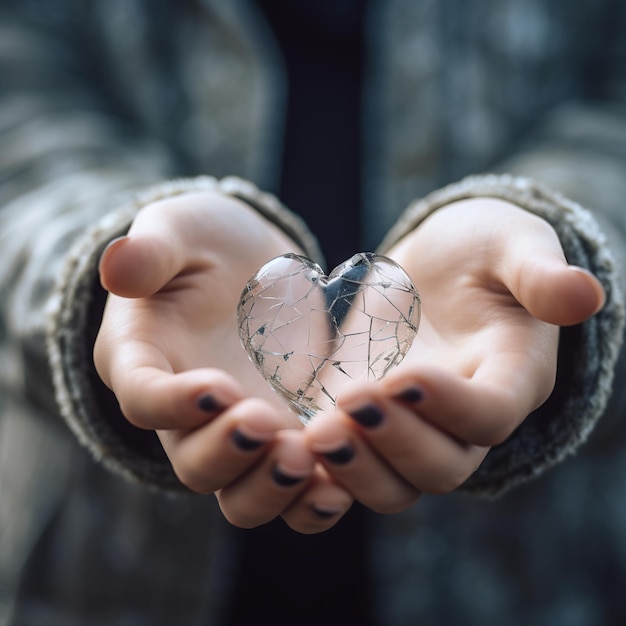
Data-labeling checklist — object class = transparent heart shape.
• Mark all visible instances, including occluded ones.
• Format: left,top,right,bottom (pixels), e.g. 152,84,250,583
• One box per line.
237,252,421,424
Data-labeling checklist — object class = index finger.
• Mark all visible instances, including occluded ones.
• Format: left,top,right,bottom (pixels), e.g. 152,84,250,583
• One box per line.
108,363,245,431
378,350,556,448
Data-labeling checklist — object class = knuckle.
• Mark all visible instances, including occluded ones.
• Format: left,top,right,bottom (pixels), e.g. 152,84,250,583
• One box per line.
178,474,212,494
472,424,511,447
420,460,479,495
467,413,518,447
283,516,333,535
118,401,153,430
425,474,467,495
92,335,108,379
222,512,257,529
219,506,270,529
171,459,216,495
368,491,420,515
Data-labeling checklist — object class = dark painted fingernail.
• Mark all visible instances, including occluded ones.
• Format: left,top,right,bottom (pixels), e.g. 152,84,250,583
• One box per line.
322,444,355,465
232,429,265,452
349,404,384,428
311,504,340,519
197,394,222,413
271,465,305,487
395,387,424,404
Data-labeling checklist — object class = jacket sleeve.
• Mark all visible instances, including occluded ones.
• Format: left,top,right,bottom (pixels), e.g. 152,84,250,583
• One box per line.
377,3,626,495
0,7,321,490
0,5,172,422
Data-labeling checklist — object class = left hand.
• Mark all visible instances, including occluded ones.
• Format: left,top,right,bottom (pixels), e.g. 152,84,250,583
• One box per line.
306,198,605,514
94,191,352,533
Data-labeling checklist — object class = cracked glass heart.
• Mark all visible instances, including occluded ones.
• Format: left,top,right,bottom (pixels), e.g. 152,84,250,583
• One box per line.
237,252,421,424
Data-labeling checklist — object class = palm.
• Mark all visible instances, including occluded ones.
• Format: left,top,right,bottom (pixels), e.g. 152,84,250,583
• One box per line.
95,191,306,422
414,258,555,385
385,199,588,413
127,257,286,408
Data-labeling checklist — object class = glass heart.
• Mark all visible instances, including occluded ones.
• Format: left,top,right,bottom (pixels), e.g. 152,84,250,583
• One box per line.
237,252,420,424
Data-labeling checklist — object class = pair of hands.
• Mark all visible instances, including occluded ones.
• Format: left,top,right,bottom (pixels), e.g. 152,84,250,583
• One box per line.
94,191,605,534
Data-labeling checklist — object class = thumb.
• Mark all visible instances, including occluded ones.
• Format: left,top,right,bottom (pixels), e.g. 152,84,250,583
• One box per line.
99,235,183,298
489,207,606,327
507,254,605,327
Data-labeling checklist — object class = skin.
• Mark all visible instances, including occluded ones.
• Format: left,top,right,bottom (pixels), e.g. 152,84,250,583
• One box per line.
94,192,605,534
307,198,605,513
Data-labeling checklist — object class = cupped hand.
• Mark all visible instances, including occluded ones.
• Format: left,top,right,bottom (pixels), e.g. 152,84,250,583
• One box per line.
94,191,352,532
307,198,605,513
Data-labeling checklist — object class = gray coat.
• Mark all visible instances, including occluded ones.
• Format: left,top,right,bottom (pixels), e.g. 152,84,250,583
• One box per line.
2,1,626,624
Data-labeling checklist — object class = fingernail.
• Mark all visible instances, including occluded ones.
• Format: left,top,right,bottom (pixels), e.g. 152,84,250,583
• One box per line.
394,386,424,404
232,429,265,452
311,504,341,519
322,444,355,465
271,465,306,487
98,236,129,274
101,236,129,256
197,394,222,413
349,404,384,428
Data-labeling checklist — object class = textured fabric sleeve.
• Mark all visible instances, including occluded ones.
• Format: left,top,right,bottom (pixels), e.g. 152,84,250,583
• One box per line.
0,5,322,490
377,174,625,496
0,6,174,428
45,176,322,490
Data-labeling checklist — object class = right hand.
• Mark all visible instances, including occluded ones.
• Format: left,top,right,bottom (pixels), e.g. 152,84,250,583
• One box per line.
307,198,605,514
94,190,353,533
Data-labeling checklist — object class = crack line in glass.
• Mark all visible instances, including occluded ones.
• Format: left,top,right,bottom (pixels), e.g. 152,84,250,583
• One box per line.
237,253,420,424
